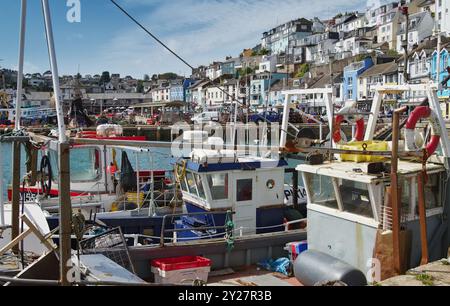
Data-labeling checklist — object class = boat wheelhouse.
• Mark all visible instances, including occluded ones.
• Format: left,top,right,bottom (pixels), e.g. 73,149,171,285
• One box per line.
282,83,450,281
173,149,306,240
298,161,446,275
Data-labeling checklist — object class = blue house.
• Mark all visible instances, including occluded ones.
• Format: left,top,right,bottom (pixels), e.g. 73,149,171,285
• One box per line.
182,78,196,102
169,83,184,101
249,72,286,106
343,57,373,101
431,47,450,99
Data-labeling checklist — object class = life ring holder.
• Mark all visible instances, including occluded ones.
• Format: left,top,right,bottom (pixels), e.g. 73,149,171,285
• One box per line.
405,106,441,157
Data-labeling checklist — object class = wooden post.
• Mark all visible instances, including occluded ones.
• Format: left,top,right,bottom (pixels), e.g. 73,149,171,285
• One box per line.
391,107,408,275
417,172,429,265
58,142,72,286
11,141,21,254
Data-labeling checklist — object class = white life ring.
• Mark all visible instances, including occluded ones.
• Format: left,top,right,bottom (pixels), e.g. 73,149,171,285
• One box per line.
404,106,441,157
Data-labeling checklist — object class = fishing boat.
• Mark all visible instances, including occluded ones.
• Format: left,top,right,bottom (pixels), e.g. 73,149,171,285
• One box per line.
6,124,181,237
171,149,307,241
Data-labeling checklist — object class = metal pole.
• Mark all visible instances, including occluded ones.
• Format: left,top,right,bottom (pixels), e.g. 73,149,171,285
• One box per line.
0,142,4,226
403,12,409,84
149,152,154,217
391,106,407,275
14,0,27,131
41,0,66,143
435,0,442,88
136,153,140,212
417,171,429,266
41,0,72,286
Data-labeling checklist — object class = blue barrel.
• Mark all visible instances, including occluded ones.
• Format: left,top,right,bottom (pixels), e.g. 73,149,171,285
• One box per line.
294,250,367,286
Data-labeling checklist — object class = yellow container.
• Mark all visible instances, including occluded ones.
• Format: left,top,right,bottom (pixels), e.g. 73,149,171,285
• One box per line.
338,141,389,163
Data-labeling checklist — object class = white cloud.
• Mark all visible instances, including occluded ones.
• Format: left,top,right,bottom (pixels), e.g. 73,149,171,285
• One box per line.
94,0,366,77
13,61,42,74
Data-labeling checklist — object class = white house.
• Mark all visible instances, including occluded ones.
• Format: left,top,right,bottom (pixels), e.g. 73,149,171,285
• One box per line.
408,49,433,84
358,61,398,101
396,11,434,53
257,55,277,73
436,0,450,36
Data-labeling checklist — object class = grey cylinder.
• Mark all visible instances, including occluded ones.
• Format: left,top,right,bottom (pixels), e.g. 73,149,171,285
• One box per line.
294,250,367,286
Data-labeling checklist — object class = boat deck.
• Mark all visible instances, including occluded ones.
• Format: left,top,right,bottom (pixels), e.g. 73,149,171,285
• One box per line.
208,266,301,286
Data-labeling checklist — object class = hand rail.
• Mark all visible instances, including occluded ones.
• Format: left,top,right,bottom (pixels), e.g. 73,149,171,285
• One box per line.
160,211,235,247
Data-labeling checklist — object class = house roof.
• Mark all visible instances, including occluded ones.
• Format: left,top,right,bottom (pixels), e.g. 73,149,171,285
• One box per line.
359,62,397,78
310,73,343,89
397,11,429,35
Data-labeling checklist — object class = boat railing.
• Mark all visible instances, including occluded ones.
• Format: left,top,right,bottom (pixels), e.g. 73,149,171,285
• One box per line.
159,212,306,247
380,205,393,231
159,211,236,247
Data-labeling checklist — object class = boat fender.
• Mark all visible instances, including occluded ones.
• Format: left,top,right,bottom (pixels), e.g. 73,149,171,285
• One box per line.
404,106,441,156
294,250,367,286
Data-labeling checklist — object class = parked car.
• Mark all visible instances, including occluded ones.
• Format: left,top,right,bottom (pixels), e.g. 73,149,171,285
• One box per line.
249,111,282,124
191,111,220,124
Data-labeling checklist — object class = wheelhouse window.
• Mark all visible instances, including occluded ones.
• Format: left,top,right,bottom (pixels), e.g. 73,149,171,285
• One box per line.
305,174,338,209
186,172,198,196
339,180,374,219
420,173,442,210
236,179,253,202
207,173,229,200
194,174,206,200
70,148,101,182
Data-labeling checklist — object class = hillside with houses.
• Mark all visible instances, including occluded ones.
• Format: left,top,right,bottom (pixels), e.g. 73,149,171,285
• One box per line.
1,0,450,119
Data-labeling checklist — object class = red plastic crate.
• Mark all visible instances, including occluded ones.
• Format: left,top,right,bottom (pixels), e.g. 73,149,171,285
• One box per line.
151,256,211,272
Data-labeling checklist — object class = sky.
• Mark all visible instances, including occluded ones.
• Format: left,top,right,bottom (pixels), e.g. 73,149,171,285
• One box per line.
0,0,368,79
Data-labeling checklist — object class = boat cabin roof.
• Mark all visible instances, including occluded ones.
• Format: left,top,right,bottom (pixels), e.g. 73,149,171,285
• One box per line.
297,161,445,184
181,158,288,173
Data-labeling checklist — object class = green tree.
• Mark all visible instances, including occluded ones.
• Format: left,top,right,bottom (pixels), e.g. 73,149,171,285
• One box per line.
159,72,178,80
296,63,310,78
100,71,111,84
143,74,150,81
386,49,400,58
137,80,144,93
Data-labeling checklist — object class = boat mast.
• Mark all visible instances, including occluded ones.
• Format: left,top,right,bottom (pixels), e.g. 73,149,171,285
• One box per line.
42,0,67,143
14,0,27,130
41,0,72,286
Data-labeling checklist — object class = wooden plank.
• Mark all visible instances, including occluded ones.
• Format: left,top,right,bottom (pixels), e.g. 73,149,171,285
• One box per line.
0,228,32,256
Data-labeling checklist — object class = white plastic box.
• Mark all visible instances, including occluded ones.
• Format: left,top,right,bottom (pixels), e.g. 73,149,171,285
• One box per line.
151,256,211,285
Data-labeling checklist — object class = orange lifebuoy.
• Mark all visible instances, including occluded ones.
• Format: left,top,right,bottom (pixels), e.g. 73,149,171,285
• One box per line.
405,106,441,157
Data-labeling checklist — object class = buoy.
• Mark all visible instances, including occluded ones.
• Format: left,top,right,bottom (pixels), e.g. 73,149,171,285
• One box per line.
404,106,441,157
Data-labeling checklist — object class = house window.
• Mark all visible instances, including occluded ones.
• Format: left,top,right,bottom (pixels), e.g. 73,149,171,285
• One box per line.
236,179,253,202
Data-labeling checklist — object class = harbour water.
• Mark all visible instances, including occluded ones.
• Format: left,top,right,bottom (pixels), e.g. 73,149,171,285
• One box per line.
0,143,174,199
1,142,304,199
